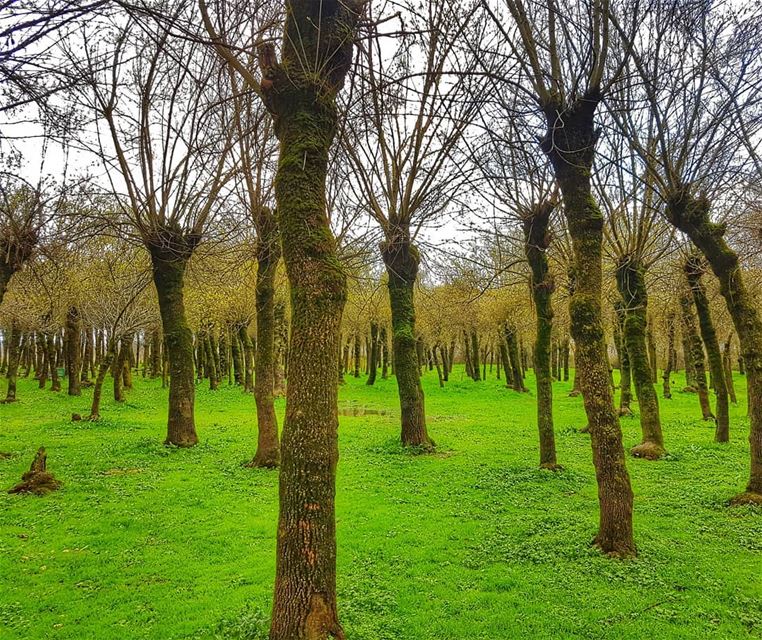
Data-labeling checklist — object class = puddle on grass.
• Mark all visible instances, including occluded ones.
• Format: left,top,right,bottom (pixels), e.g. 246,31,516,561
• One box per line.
338,405,388,417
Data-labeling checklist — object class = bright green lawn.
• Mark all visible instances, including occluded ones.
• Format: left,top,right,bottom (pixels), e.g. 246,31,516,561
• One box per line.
0,367,760,639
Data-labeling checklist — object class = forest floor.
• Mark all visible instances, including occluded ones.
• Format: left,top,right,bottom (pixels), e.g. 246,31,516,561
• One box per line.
0,368,760,639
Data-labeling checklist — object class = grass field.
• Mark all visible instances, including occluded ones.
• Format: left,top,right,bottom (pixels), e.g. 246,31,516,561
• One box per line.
0,367,760,639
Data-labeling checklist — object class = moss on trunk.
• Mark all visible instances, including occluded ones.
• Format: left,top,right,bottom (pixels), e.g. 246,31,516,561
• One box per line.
679,290,713,419
250,209,280,468
685,254,729,443
540,92,635,556
522,202,559,469
667,192,761,498
615,257,665,459
381,236,434,449
147,232,198,448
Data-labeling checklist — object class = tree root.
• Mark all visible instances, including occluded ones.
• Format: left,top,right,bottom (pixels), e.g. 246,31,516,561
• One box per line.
8,447,62,496
630,442,666,460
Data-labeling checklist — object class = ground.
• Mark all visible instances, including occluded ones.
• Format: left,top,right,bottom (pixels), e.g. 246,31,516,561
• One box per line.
0,368,760,639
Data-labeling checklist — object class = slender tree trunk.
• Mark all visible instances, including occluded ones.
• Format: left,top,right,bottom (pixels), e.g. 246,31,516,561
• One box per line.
273,300,287,396
680,290,713,420
503,323,526,392
3,321,21,403
205,331,219,391
89,341,116,420
432,343,445,388
616,257,665,459
380,327,389,379
724,334,737,404
662,314,675,399
470,331,481,381
381,234,434,449
541,93,635,555
148,237,198,447
46,333,61,392
685,255,729,443
239,325,255,393
251,213,281,468
523,203,559,469
613,304,633,415
367,322,379,386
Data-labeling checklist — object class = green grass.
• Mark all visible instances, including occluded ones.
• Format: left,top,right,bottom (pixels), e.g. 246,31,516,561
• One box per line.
0,367,760,639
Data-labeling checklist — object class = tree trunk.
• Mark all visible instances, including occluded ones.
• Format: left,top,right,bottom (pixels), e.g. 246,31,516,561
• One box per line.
523,203,559,469
613,304,633,415
540,93,635,555
503,323,526,392
239,324,255,393
432,343,445,388
205,330,219,391
46,333,61,392
148,236,198,447
680,290,713,420
666,192,762,502
3,321,21,403
470,331,481,381
663,313,676,399
251,213,281,468
381,235,434,449
380,327,389,379
264,44,354,636
366,322,378,386
64,307,82,396
616,257,665,459
724,334,737,404
89,340,116,420
685,255,729,443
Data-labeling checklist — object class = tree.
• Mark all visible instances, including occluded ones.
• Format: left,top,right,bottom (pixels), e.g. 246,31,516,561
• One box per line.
478,0,638,555
200,0,368,635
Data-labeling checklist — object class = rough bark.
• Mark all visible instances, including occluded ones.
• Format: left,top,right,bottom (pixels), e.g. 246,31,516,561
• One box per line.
615,257,666,459
251,209,281,468
255,4,364,633
381,234,434,449
239,324,255,393
663,313,676,399
366,322,379,386
685,254,729,443
680,290,713,419
540,92,635,555
724,334,737,404
523,202,559,469
89,341,116,420
667,192,762,501
613,304,633,416
147,230,198,447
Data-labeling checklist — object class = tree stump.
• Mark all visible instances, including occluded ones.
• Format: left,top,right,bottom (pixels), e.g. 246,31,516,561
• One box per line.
9,447,62,495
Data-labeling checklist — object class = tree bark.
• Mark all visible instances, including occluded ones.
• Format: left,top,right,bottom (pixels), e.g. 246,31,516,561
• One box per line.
381,234,434,449
3,321,21,403
251,209,281,468
667,192,762,502
685,254,729,443
679,290,713,420
540,93,635,555
147,233,198,447
523,202,559,469
366,322,378,385
724,334,737,404
615,257,666,459
256,5,364,630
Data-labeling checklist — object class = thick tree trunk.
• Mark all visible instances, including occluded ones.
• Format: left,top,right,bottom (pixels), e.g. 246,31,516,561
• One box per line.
667,192,762,501
523,203,559,469
251,214,281,468
680,291,713,419
541,93,635,555
685,255,729,443
148,236,198,447
3,321,21,403
616,257,666,459
381,236,434,449
265,73,350,640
